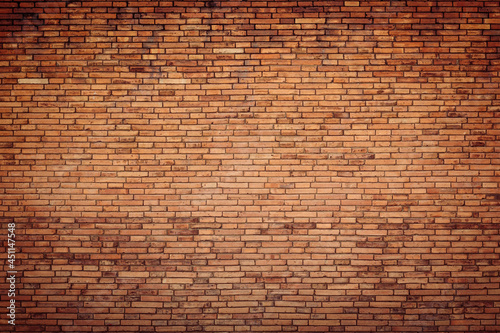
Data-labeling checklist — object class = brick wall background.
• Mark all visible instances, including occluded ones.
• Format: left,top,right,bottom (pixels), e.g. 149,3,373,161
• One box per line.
1,0,499,332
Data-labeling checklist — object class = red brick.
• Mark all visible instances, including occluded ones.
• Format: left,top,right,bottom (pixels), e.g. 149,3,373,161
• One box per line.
0,1,499,332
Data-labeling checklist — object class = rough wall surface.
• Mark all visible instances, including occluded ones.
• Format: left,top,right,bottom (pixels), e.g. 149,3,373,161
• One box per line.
1,0,500,332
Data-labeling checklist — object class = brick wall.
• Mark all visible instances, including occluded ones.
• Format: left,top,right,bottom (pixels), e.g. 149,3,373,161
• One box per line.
1,0,499,332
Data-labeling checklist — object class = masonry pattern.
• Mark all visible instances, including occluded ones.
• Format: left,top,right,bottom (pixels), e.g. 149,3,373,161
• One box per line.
0,1,499,332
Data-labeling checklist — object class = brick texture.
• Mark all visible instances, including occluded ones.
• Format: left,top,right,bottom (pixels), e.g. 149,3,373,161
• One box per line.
1,0,500,332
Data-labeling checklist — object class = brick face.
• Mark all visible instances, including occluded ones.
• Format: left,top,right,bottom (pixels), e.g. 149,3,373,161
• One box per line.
0,0,499,332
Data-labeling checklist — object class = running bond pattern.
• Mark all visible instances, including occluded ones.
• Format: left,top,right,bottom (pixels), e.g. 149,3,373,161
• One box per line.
1,1,500,332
